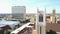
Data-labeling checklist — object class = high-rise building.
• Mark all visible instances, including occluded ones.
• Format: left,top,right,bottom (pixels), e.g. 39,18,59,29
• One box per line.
32,9,46,34
12,6,26,20
37,9,46,34
52,9,56,23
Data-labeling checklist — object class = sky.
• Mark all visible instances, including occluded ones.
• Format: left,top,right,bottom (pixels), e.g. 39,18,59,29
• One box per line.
0,0,60,14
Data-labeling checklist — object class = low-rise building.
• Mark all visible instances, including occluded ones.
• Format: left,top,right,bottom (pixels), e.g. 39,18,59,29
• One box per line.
46,23,60,34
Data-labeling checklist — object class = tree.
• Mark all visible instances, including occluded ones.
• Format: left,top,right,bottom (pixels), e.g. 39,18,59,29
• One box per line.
46,30,57,34
4,30,10,34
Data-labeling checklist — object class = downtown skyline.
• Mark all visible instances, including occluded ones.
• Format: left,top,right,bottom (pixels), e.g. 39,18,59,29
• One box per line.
0,0,60,14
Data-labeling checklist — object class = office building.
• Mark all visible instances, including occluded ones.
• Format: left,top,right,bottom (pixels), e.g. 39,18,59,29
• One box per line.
12,6,26,20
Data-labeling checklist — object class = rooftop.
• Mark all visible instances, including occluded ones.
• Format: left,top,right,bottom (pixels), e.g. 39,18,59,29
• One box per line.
46,23,60,32
11,22,34,34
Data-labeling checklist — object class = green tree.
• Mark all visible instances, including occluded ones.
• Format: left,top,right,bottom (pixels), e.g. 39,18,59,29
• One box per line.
46,30,57,34
4,30,10,34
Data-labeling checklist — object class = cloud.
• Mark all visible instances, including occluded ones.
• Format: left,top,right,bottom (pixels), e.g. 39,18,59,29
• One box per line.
0,0,60,13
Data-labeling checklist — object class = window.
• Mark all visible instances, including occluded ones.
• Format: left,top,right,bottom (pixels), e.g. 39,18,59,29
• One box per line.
39,14,43,22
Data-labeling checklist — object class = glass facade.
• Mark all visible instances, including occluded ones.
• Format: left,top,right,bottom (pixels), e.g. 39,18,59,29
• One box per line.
12,6,26,20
